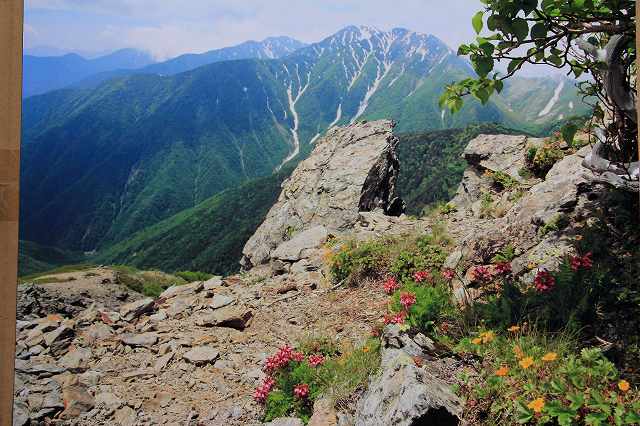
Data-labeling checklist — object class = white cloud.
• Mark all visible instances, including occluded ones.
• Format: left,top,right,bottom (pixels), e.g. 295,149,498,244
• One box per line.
25,0,481,59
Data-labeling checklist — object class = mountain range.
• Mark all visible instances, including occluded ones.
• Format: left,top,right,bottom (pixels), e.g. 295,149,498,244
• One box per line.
20,25,590,273
23,48,156,98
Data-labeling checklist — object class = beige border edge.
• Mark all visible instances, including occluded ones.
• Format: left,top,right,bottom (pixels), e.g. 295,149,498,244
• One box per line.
0,0,23,425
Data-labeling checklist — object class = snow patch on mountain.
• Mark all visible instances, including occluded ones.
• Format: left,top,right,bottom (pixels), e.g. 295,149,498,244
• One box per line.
538,80,565,117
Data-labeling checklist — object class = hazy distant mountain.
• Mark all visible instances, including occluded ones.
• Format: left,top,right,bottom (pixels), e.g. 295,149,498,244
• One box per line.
20,26,588,253
23,48,155,97
76,36,308,88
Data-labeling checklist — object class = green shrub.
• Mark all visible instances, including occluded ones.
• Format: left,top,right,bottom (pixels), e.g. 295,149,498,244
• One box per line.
486,170,518,191
456,329,640,425
327,231,450,286
390,281,454,332
491,244,516,263
261,339,381,423
175,270,213,282
530,144,564,177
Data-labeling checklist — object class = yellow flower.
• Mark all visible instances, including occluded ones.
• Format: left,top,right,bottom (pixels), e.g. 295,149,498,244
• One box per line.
480,331,495,344
495,366,509,377
472,337,482,345
513,345,524,360
575,235,583,241
507,325,520,332
527,397,545,413
519,357,534,369
618,380,630,392
362,347,370,353
541,352,558,362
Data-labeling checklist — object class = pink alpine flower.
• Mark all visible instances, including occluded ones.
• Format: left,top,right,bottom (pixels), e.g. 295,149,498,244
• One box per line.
308,354,325,367
570,252,593,271
253,377,276,403
494,262,512,275
293,384,310,399
383,311,406,325
291,351,305,362
534,270,556,292
400,292,417,310
413,270,432,283
264,345,295,372
442,268,455,281
383,277,400,294
471,265,493,283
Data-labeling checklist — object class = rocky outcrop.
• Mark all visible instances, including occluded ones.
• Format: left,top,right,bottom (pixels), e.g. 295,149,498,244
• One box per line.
354,325,462,426
241,120,401,269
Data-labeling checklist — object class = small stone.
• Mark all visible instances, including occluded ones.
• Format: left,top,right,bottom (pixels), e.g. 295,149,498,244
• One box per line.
82,322,114,344
195,307,253,330
120,298,155,321
119,332,158,348
43,325,74,355
160,281,204,299
309,398,338,426
115,406,137,426
149,310,168,323
203,276,223,291
59,347,92,372
78,370,103,386
183,346,220,365
95,392,122,409
154,352,174,372
59,377,95,419
209,295,234,309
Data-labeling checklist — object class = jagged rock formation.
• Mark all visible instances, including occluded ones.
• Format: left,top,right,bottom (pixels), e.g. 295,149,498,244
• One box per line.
241,120,401,270
445,133,606,296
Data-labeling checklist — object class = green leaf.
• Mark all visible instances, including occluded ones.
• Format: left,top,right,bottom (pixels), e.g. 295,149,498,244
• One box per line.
531,23,547,40
472,11,484,34
507,59,523,74
512,18,529,41
474,57,494,77
494,79,504,93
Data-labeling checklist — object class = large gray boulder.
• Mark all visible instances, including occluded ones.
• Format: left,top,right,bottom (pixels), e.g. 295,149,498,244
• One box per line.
354,326,462,426
241,120,401,268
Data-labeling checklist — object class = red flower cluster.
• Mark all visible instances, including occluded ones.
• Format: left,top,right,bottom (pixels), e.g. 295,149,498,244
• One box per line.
413,270,432,283
264,345,304,372
570,252,593,271
293,384,310,399
442,268,455,281
308,354,325,367
494,262,512,275
534,270,555,292
383,277,400,294
471,265,493,282
254,377,276,403
400,292,417,310
383,311,406,325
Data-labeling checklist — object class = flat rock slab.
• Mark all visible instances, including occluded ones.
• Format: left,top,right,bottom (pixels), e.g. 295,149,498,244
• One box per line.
209,295,235,309
119,332,158,347
183,346,220,365
203,276,224,291
160,281,204,299
120,298,155,321
195,307,253,330
59,347,92,372
272,226,329,262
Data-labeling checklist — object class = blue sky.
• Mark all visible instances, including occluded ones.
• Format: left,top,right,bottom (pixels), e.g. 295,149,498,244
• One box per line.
24,0,483,60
